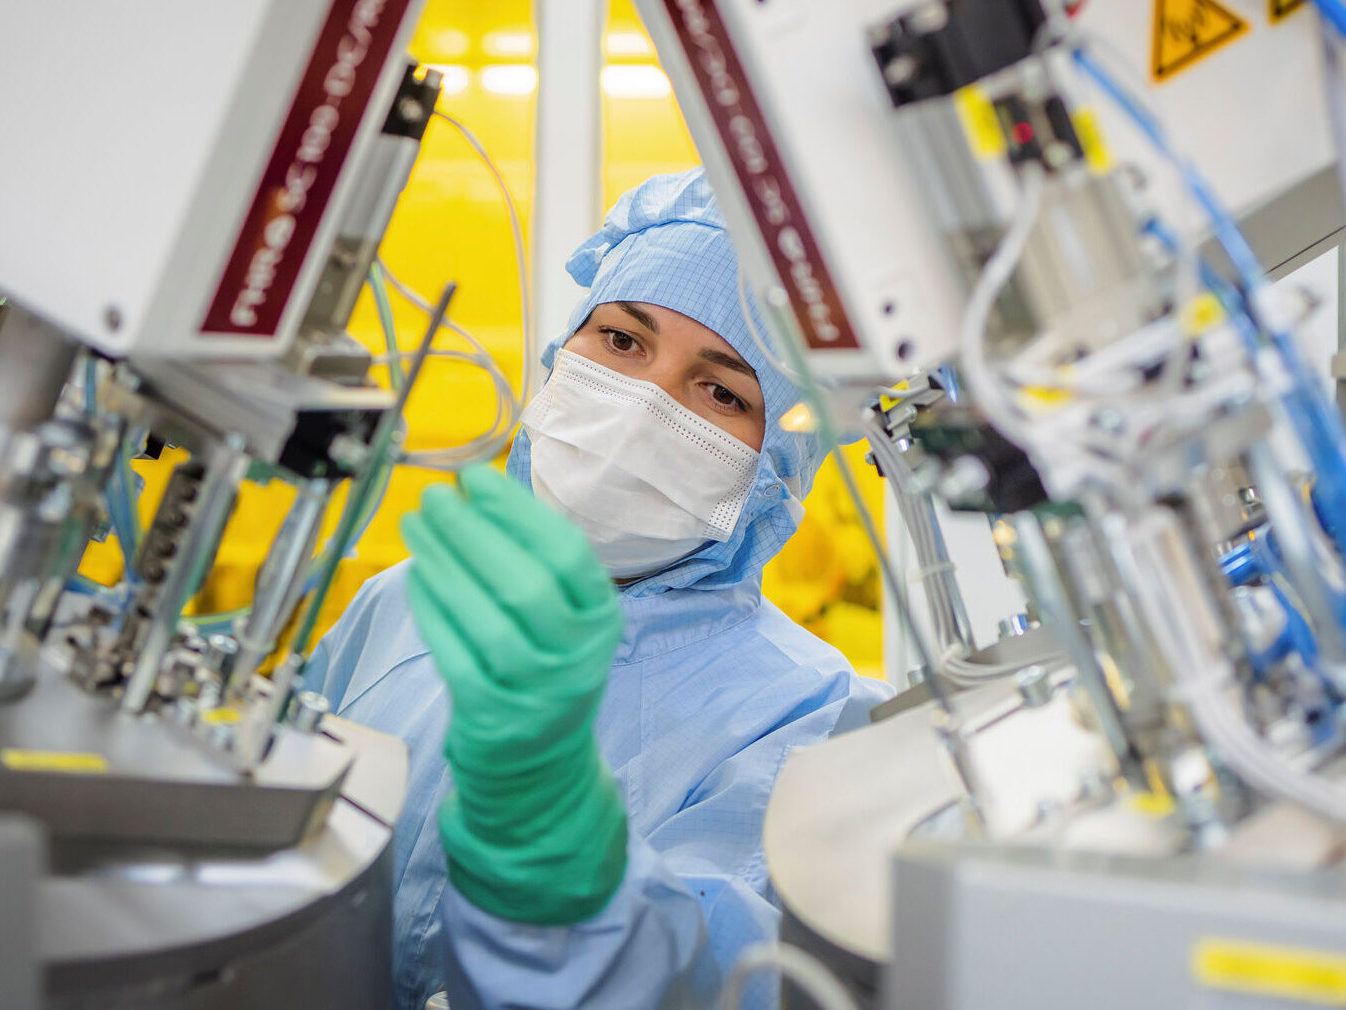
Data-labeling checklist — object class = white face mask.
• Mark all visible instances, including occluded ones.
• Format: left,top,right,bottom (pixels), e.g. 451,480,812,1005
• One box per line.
520,349,760,579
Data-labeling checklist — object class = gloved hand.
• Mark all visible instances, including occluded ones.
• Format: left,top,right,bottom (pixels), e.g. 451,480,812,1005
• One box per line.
400,464,628,926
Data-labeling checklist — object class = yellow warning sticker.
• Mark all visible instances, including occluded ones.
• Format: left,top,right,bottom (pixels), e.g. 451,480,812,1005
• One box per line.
1181,292,1226,335
200,706,242,725
1071,107,1113,174
1,749,108,774
1270,0,1307,22
1152,0,1249,83
1127,791,1176,818
1193,938,1346,1004
953,85,1006,160
1017,385,1072,408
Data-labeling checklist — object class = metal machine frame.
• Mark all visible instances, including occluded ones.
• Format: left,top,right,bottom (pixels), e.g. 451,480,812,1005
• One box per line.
0,2,445,1005
640,2,1346,1008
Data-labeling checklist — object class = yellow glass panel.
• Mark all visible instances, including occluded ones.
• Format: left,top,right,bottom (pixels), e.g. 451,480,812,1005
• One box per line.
79,0,886,677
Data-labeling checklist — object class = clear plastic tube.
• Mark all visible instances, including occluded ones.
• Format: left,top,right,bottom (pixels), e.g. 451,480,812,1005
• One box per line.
432,109,536,402
721,943,859,1010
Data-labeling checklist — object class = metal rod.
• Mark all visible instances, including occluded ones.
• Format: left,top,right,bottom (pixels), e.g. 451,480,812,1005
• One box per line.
1249,444,1346,690
0,579,40,702
763,297,953,713
226,478,330,696
1012,511,1134,768
232,284,455,771
289,282,456,660
865,413,975,656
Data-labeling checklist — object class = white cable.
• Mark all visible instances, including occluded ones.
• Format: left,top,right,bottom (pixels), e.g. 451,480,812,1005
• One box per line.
910,560,956,580
1002,314,1184,394
1181,661,1346,824
737,265,802,382
1107,497,1346,824
432,109,536,402
957,163,1048,453
369,110,534,471
379,263,502,366
721,943,860,1010
377,261,523,469
1158,593,1346,824
893,491,911,687
863,401,1069,682
379,346,515,465
959,164,1135,490
863,411,970,652
943,651,1069,685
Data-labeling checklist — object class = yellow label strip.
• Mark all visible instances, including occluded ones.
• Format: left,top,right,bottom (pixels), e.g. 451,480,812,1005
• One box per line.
1193,938,1346,1004
1,748,108,774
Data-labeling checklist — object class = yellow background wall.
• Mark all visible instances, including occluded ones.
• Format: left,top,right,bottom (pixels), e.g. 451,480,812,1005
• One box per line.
81,0,885,677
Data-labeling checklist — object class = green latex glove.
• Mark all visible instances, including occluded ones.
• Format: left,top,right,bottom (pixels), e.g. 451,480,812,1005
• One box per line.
400,464,628,926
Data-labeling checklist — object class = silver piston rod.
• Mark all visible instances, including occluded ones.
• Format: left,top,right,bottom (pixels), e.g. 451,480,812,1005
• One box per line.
227,478,330,696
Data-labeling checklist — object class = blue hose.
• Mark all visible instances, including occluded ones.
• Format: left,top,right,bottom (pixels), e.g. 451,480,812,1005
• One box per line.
1077,47,1346,562
1313,0,1346,37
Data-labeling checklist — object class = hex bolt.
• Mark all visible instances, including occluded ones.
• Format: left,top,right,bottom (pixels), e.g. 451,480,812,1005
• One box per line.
205,634,239,682
1015,664,1053,708
291,690,330,733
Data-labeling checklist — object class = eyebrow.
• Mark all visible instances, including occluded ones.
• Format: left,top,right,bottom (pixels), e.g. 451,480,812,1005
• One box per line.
613,301,758,385
700,348,758,382
617,301,660,333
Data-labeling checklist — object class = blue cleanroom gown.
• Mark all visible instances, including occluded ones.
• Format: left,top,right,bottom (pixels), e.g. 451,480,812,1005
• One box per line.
305,168,895,1008
307,562,890,1009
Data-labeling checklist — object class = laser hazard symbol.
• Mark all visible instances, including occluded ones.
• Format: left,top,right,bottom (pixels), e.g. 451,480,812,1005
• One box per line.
1269,0,1306,21
1152,0,1249,82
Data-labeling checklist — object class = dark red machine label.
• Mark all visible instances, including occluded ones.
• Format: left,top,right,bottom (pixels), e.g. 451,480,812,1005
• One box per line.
662,0,860,350
202,0,414,336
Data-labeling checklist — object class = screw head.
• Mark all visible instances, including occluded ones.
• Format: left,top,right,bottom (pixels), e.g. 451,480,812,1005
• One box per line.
884,54,920,87
909,3,949,33
398,97,425,122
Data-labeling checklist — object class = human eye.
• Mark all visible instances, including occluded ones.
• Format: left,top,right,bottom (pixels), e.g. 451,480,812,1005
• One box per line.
706,382,748,414
599,327,640,354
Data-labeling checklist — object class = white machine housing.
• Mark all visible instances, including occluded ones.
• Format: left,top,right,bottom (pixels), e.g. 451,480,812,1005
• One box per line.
0,0,425,359
636,0,1336,380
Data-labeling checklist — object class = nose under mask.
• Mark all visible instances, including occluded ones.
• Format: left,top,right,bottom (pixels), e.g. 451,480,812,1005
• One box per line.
520,350,760,580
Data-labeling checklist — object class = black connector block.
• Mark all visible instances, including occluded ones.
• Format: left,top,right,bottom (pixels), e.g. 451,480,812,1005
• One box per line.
871,0,1047,107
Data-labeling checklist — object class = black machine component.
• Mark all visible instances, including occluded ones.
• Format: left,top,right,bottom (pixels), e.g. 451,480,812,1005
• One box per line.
910,402,1049,513
131,460,207,588
870,0,1047,107
279,405,382,478
996,92,1087,168
382,61,441,140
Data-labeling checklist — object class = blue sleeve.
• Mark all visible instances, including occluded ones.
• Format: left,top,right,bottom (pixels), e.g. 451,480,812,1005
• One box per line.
306,570,889,1010
428,682,886,1010
301,580,373,704
436,832,778,1010
303,562,430,712
301,634,337,698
